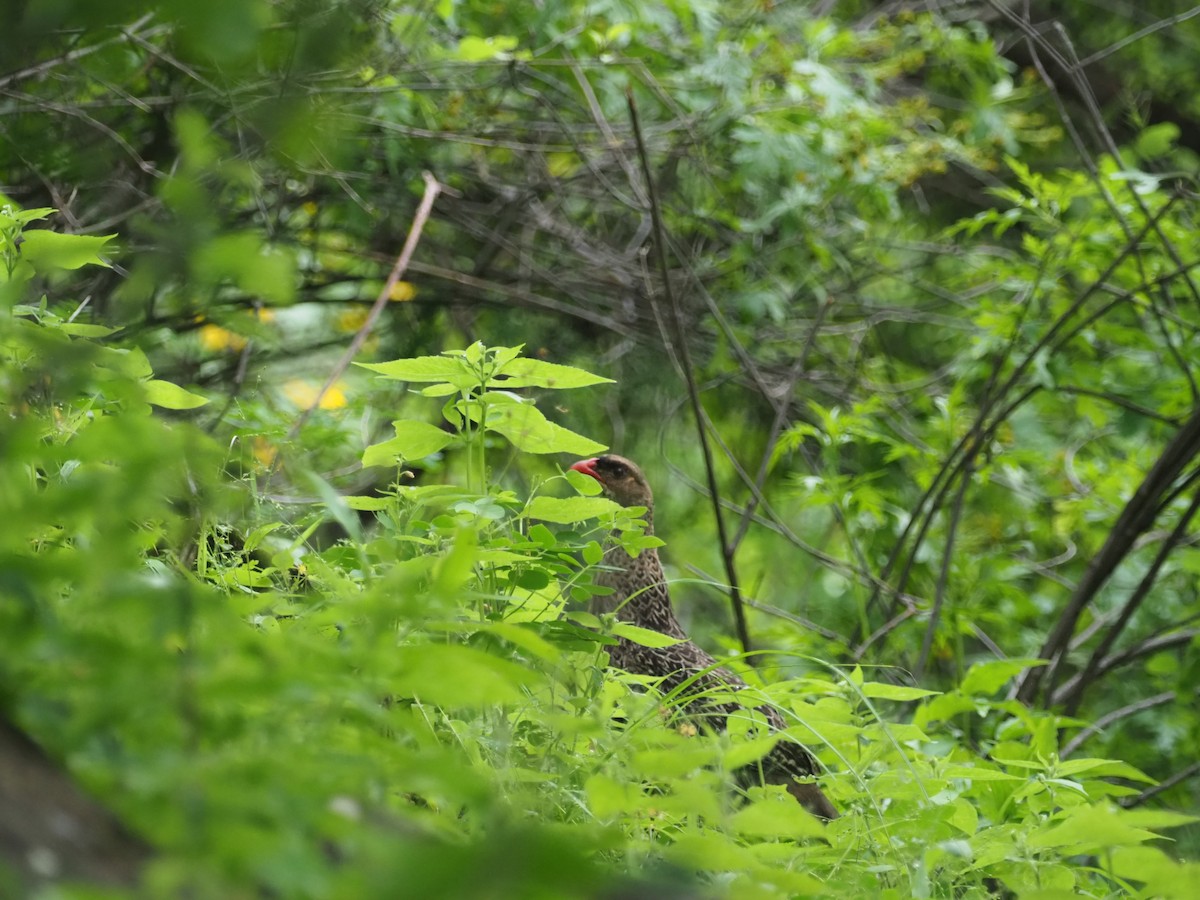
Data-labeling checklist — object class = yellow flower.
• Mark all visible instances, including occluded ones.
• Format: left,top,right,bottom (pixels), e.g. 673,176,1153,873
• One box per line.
336,308,370,333
282,379,347,410
252,436,278,467
389,281,417,302
198,324,247,352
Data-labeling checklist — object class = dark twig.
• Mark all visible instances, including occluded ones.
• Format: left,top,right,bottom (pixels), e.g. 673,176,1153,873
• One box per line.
1121,761,1200,809
286,172,441,441
915,456,973,680
626,88,752,656
1062,486,1200,714
1017,404,1200,704
1061,690,1177,758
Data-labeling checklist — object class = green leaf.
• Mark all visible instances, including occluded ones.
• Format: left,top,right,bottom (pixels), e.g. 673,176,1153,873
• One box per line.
19,230,115,271
630,746,716,778
584,773,641,818
1054,758,1155,783
941,764,1025,782
610,623,686,648
666,833,756,870
362,420,455,468
342,495,393,511
143,379,209,409
960,658,1045,695
1119,809,1198,830
1028,805,1160,850
496,357,615,389
59,323,118,338
861,682,940,701
357,356,476,388
485,402,606,454
524,496,623,524
392,644,539,707
452,35,518,62
1134,122,1179,160
729,795,826,838
722,732,781,770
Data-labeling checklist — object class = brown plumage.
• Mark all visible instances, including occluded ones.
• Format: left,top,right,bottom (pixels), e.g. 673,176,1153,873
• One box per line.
571,454,838,820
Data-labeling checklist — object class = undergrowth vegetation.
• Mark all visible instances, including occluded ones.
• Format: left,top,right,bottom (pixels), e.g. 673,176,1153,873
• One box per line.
4,1,1200,897
3,209,1195,895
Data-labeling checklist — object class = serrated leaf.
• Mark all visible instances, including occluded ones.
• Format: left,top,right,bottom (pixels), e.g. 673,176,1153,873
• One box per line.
584,773,642,817
610,623,686,648
524,495,622,524
496,357,615,389
59,323,117,338
631,746,717,778
452,35,518,62
1027,805,1160,850
20,230,115,271
357,356,476,388
722,732,781,770
144,379,208,409
1054,758,1155,782
392,643,539,707
729,795,826,838
960,658,1045,695
362,421,455,467
941,764,1025,781
342,495,393,511
486,403,606,454
861,682,940,701
1119,809,1197,830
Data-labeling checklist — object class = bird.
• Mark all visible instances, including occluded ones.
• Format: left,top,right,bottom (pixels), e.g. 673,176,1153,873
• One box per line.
570,454,838,820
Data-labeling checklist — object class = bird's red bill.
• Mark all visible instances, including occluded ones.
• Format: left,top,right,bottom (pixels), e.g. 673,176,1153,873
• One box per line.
570,458,601,480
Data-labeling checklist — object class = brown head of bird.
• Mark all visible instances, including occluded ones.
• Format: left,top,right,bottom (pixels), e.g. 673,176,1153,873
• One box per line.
570,455,652,510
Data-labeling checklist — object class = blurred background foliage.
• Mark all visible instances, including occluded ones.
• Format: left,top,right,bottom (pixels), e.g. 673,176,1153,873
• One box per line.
3,0,1200,896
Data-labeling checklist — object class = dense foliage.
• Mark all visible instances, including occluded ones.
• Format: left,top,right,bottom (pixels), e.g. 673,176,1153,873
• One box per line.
3,1,1199,897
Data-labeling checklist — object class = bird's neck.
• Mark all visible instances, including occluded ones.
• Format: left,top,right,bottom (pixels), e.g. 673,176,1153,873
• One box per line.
599,532,688,640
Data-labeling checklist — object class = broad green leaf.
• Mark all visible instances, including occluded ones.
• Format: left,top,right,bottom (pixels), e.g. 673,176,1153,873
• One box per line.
98,346,154,379
243,522,283,553
1109,846,1184,886
452,35,518,62
59,323,117,338
362,422,455,467
729,795,825,838
610,623,686,648
667,832,756,870
1135,122,1180,159
941,764,1025,781
220,564,273,588
342,495,393,511
1120,809,1199,830
392,644,538,707
1028,805,1160,850
584,773,641,817
524,495,622,523
486,403,606,454
566,467,603,495
1055,758,1156,783
496,357,615,389
861,682,940,701
960,658,1045,695
357,356,476,388
631,746,717,778
20,230,115,271
144,379,209,409
722,732,780,770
